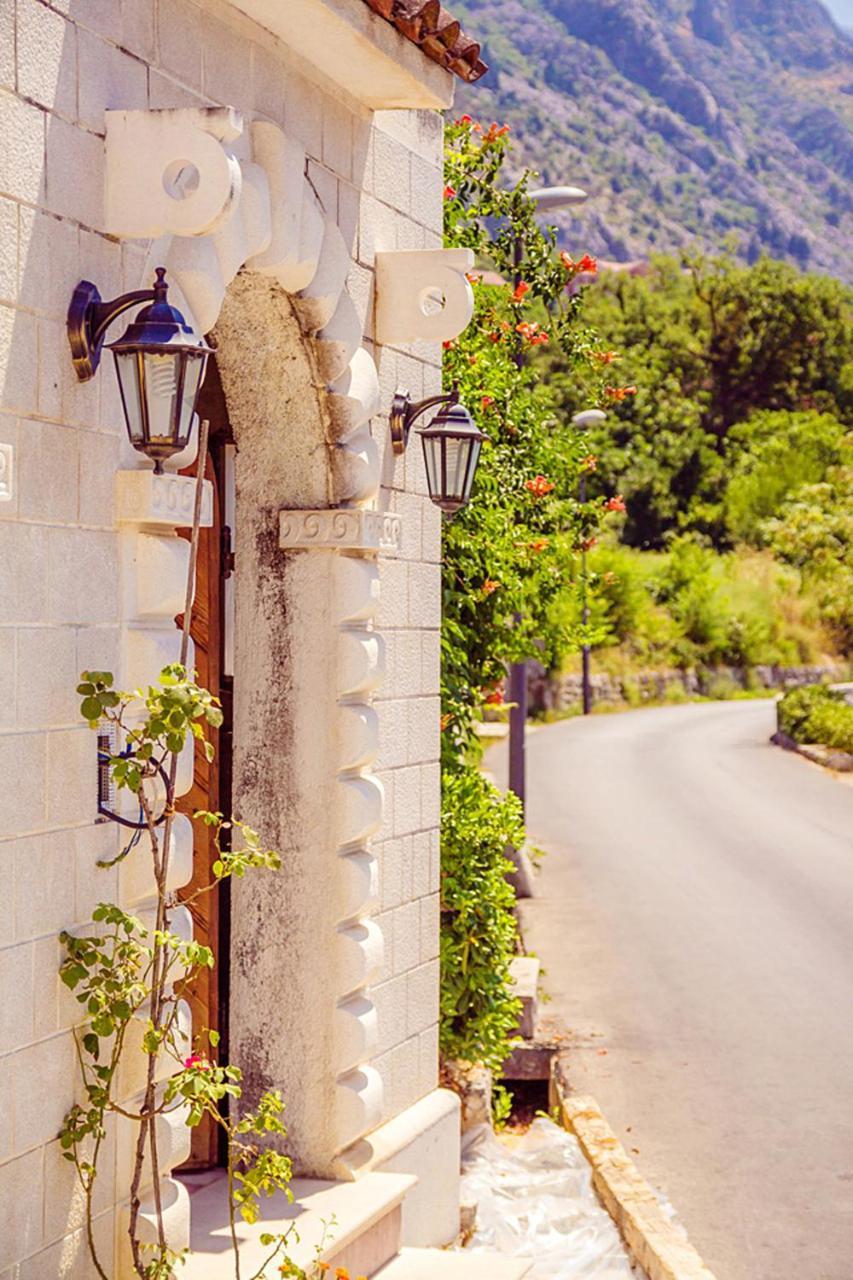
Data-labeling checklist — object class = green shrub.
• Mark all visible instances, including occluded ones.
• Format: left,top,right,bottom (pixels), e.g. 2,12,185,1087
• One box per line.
439,767,523,1072
778,683,853,751
566,539,827,678
702,672,743,701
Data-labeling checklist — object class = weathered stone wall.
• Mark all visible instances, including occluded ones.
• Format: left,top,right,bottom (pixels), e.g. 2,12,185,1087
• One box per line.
529,663,851,713
0,0,448,1270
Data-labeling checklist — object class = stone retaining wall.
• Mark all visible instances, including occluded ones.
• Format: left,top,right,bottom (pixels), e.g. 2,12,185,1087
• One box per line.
528,663,850,714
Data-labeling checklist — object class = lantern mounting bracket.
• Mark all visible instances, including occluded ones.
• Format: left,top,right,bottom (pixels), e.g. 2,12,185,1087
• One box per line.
390,385,460,455
67,280,159,382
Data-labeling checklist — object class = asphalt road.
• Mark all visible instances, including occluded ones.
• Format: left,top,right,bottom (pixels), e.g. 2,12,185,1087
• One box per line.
489,700,853,1280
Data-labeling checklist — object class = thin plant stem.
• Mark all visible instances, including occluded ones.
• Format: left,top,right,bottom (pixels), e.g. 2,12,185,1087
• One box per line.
228,1135,241,1280
127,424,211,1274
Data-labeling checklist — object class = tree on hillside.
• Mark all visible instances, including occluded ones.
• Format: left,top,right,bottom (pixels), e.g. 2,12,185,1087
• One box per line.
544,253,853,548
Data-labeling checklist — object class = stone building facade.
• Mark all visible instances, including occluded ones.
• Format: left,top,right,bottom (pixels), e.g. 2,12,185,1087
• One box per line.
0,1,483,1272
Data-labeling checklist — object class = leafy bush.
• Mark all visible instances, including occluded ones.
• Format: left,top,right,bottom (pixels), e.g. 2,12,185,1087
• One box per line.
778,683,853,752
439,767,523,1071
564,539,829,676
438,116,612,1073
763,460,853,653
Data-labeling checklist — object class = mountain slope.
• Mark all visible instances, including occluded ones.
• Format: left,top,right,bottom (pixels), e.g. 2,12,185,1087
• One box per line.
453,0,853,279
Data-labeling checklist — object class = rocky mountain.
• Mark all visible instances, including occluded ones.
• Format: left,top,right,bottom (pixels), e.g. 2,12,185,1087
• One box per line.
453,0,853,280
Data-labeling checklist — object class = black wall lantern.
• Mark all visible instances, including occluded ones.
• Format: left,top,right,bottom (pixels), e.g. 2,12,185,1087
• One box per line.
67,267,211,473
390,387,486,516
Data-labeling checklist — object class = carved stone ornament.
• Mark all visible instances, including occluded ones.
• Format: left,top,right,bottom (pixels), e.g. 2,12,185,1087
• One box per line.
374,248,475,345
279,508,401,554
116,469,214,528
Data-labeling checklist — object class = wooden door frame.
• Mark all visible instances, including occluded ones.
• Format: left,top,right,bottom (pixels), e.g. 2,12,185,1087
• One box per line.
178,362,235,1168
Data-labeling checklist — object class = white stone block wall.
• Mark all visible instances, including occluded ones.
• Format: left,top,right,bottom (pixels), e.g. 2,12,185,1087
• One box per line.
0,0,446,1271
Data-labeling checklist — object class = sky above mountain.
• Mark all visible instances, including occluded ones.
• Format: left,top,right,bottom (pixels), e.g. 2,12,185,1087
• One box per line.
824,0,853,26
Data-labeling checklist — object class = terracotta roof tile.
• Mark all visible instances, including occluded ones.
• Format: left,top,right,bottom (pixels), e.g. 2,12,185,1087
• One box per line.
361,0,488,83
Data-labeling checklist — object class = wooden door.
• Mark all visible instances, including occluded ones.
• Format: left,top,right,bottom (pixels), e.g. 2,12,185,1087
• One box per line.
177,374,233,1168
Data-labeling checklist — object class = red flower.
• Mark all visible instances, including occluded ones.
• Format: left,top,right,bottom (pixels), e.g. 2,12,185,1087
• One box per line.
605,495,626,513
443,185,457,200
516,321,549,346
560,251,598,278
488,330,503,343
481,578,500,596
442,339,456,351
592,349,619,366
455,114,472,126
184,1054,211,1071
528,538,550,553
511,280,530,303
484,122,510,142
605,385,638,401
484,689,505,706
580,537,597,552
580,454,598,473
440,713,452,732
525,474,555,498
480,396,494,410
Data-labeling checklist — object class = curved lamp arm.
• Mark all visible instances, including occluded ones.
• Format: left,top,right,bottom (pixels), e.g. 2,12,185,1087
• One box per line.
390,385,460,455
67,279,158,381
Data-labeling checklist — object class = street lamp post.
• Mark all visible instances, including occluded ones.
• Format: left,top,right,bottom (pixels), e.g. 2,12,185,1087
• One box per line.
507,184,589,814
572,409,608,716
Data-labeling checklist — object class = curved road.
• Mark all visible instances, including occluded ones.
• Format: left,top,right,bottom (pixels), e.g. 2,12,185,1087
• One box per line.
494,701,853,1280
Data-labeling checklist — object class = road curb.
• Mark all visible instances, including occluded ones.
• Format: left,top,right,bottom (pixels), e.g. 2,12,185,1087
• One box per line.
771,729,853,773
558,1091,719,1280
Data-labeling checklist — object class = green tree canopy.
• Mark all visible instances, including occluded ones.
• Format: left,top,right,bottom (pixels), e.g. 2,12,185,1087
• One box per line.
544,253,853,549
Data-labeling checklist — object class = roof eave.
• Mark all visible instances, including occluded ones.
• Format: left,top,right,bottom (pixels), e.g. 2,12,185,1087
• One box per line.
226,0,458,110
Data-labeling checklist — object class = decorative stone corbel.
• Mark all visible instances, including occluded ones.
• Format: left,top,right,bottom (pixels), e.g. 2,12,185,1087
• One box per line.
105,107,245,238
116,470,214,528
374,248,475,344
104,107,389,509
279,508,401,555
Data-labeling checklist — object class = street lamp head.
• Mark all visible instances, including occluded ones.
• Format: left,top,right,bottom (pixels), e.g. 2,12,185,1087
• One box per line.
529,185,589,211
572,409,607,429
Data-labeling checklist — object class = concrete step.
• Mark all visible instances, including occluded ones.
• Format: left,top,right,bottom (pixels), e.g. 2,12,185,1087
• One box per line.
180,1168,416,1279
374,1246,532,1280
509,955,540,1039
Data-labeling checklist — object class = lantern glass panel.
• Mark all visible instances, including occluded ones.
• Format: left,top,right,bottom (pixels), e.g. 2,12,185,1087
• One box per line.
179,353,206,440
113,350,146,444
142,351,183,448
444,435,469,500
422,432,442,499
461,438,481,502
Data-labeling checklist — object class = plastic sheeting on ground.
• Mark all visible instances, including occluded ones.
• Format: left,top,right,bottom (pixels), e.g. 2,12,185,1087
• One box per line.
458,1117,640,1279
